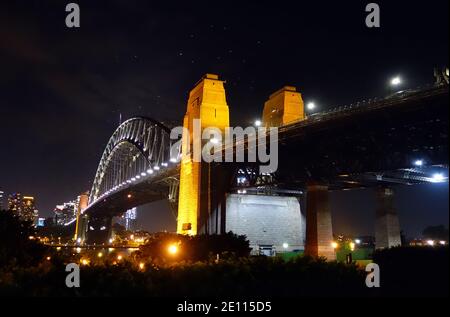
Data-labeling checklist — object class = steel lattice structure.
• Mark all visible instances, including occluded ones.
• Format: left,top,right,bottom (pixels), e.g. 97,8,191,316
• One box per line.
89,117,180,204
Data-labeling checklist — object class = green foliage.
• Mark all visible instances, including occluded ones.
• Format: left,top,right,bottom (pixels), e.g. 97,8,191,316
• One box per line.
136,231,251,264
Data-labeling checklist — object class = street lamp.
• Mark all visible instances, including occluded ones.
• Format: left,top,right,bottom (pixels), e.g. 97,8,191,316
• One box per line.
390,76,402,86
168,243,179,255
414,159,424,167
306,102,316,111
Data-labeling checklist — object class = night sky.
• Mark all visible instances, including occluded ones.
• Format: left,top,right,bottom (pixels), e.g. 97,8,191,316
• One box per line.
0,0,448,238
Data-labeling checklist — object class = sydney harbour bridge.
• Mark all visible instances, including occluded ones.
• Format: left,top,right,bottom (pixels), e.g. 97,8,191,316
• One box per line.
72,72,449,260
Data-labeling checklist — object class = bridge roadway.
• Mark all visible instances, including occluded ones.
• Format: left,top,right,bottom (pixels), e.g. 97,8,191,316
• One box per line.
82,84,448,224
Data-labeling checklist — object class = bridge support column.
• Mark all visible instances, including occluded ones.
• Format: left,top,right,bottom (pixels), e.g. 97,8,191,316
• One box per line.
177,74,230,235
74,192,89,243
304,183,336,260
375,187,401,249
86,215,113,245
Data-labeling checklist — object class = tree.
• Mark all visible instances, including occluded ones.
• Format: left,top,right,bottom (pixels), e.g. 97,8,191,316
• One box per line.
0,210,48,266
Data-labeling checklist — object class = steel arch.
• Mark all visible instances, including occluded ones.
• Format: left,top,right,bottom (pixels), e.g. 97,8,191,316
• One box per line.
89,117,179,204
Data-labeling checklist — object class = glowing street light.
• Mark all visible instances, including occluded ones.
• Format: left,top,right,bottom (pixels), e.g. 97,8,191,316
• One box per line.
331,241,338,249
306,102,316,111
431,173,446,183
254,120,262,127
390,76,402,86
97,252,103,258
414,159,424,167
349,242,355,251
426,240,435,246
168,244,179,255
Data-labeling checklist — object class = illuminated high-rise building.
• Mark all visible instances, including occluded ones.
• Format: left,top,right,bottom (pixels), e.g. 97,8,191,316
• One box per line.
8,193,38,223
8,193,23,213
0,190,4,210
54,200,77,226
118,207,137,231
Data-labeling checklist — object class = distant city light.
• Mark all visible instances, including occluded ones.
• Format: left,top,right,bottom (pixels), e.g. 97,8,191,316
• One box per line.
355,239,361,244
391,76,402,86
117,255,123,260
439,241,446,246
81,259,89,265
97,252,103,258
426,240,435,246
414,159,423,167
46,256,51,261
254,120,262,127
306,102,316,110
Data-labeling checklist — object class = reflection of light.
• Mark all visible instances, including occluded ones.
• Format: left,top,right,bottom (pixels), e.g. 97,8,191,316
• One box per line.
170,158,177,163
355,239,361,244
431,173,445,183
282,243,289,249
414,160,423,167
331,242,338,249
426,240,435,246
